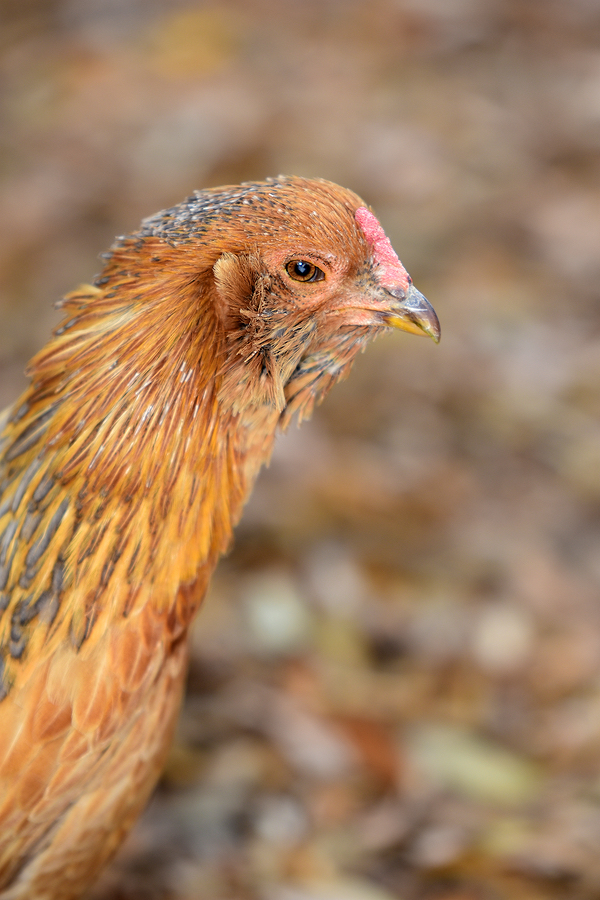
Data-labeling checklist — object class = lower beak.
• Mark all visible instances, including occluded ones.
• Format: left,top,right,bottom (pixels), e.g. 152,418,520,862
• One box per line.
384,284,441,343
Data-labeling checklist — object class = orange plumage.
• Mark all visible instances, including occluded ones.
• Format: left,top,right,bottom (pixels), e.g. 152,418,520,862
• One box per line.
0,176,439,899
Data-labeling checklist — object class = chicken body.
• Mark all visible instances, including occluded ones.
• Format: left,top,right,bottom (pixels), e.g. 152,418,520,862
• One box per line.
0,176,439,899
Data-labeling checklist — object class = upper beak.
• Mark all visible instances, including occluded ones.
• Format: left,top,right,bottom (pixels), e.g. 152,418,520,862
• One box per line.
383,284,441,343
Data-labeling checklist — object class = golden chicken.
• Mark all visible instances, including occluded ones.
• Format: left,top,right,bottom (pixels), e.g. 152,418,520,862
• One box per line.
0,176,439,899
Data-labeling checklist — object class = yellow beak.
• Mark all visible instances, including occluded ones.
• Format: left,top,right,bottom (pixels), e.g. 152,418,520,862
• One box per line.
384,284,441,343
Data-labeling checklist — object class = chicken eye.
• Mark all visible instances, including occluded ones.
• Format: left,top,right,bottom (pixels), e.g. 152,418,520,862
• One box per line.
285,260,325,282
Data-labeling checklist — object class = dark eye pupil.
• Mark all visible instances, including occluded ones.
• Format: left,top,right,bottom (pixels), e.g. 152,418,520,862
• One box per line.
295,261,311,277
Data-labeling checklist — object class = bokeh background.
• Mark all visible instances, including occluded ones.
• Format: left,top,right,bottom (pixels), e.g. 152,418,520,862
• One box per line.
2,1,600,898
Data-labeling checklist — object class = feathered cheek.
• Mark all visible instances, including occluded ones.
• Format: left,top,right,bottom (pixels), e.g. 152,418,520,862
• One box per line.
251,349,287,410
218,344,287,414
242,318,316,412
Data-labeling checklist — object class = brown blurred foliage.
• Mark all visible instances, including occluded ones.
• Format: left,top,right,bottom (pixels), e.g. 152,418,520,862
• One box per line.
2,1,600,898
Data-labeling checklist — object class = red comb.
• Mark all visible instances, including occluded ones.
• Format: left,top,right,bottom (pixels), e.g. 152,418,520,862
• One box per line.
355,207,410,292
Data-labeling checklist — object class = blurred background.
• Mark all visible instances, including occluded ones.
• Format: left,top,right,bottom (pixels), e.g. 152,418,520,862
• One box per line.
2,1,600,898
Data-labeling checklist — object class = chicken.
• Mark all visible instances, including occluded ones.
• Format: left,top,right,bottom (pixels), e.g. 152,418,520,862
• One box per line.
0,176,439,899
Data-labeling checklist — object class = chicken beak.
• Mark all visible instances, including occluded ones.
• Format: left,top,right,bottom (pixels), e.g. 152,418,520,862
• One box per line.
383,284,441,343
